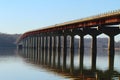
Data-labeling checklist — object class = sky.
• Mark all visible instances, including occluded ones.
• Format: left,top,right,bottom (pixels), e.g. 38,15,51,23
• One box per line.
0,0,120,35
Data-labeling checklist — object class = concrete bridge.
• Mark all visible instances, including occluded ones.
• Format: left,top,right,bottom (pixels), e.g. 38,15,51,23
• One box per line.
17,10,120,77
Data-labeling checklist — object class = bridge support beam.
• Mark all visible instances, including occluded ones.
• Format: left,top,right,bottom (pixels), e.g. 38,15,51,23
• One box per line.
35,36,38,62
46,36,50,65
62,35,67,71
37,36,41,63
39,37,42,64
31,37,34,60
52,36,56,68
91,35,97,71
45,36,48,65
44,36,47,65
108,35,114,71
49,36,52,66
70,35,74,74
79,34,84,74
41,36,44,64
57,36,61,69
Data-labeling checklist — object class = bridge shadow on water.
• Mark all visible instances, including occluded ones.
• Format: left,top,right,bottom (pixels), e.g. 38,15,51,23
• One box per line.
18,47,120,80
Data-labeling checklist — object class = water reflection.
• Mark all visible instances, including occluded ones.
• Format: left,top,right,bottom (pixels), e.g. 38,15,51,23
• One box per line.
0,48,69,80
18,47,120,80
0,47,16,56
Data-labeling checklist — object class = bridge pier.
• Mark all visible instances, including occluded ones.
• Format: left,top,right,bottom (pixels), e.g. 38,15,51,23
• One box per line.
108,35,115,71
52,36,56,68
57,36,61,69
39,36,42,64
44,36,47,65
70,34,74,74
79,34,84,74
37,36,40,63
41,36,44,64
33,37,36,62
91,35,97,71
29,37,32,59
25,39,27,57
62,35,67,72
31,37,33,60
34,36,37,62
49,36,52,66
46,36,49,65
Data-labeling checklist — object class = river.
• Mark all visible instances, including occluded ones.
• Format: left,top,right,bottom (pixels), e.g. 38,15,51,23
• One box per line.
0,47,120,80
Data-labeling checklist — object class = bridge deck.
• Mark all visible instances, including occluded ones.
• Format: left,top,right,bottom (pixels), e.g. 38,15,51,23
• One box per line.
29,10,120,31
20,9,120,40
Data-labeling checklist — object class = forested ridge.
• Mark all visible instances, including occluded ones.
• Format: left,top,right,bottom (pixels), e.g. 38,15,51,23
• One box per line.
0,33,21,47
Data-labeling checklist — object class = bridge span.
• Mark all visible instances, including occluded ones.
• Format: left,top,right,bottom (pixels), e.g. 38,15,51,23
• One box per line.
17,10,120,78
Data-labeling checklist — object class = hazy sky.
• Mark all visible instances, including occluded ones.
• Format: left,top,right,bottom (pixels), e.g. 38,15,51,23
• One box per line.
0,0,120,34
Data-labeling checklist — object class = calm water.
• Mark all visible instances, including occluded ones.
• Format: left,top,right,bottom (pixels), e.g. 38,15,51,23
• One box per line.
0,47,120,80
0,48,69,80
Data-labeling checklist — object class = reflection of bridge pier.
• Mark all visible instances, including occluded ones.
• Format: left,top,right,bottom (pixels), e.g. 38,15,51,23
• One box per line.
17,10,120,79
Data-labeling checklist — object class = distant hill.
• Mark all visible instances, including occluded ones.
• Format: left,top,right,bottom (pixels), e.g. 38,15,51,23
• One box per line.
0,33,21,47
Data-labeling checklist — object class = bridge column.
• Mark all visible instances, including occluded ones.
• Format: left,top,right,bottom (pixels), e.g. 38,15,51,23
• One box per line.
24,38,27,57
33,37,36,61
79,34,84,74
33,37,35,61
57,35,61,69
70,34,74,74
22,39,25,56
37,35,41,63
91,35,97,70
34,36,37,62
40,36,42,64
25,39,28,57
47,35,50,66
51,36,54,67
62,35,67,71
29,37,32,59
52,36,56,68
49,36,52,66
41,36,44,64
28,37,31,58
43,36,46,65
44,36,47,65
31,37,33,60
31,37,34,60
26,38,29,58
44,36,48,65
36,36,39,62
34,36,36,62
108,35,114,71
26,38,28,58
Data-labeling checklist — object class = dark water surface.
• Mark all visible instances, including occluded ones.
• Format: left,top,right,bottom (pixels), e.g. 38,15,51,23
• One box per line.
0,47,120,80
